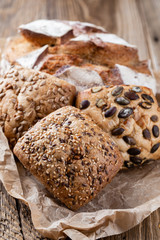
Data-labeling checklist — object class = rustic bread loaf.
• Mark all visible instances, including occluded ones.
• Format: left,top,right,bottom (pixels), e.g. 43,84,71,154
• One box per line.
13,106,123,210
0,66,76,148
76,85,160,168
18,21,139,67
1,20,156,94
13,45,155,93
50,33,139,68
5,37,151,76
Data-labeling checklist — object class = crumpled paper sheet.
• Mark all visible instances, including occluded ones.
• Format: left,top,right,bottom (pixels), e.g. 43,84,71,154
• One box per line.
0,127,160,240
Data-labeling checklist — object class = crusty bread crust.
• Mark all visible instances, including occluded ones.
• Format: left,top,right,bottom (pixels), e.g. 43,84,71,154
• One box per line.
4,36,39,63
18,19,106,46
49,40,139,68
20,29,74,46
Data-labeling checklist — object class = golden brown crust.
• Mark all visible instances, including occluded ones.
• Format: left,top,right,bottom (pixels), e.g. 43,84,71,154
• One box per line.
4,36,150,75
14,106,122,210
20,29,74,46
131,60,151,75
76,85,160,168
0,66,76,148
3,35,152,90
19,20,106,46
4,36,39,63
49,40,139,68
40,54,84,75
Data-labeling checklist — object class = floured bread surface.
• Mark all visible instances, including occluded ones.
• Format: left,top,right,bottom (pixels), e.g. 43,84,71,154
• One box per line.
55,64,156,93
16,45,49,69
14,106,123,210
108,64,156,94
76,85,160,168
55,66,104,91
0,66,76,148
70,33,136,48
114,64,156,94
19,19,106,46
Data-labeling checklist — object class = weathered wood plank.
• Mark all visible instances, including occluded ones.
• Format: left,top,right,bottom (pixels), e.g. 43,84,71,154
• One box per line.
18,201,49,240
0,182,23,240
136,0,160,94
114,0,149,60
136,0,160,71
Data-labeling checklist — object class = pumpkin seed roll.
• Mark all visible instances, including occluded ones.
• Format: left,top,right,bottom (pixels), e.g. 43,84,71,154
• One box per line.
76,85,160,168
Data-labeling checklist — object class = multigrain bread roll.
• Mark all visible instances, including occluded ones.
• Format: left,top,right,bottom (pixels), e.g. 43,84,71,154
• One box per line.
13,106,123,210
76,85,160,168
0,66,76,148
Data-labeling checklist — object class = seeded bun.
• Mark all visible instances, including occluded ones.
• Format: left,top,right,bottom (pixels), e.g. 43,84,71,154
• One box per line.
0,66,76,148
76,85,160,168
13,106,122,210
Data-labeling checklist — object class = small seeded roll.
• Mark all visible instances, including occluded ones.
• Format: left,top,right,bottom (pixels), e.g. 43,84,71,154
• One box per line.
76,85,160,168
0,66,76,148
13,106,122,210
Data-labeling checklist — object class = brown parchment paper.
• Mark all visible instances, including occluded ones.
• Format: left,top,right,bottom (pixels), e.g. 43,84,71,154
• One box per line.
0,126,160,240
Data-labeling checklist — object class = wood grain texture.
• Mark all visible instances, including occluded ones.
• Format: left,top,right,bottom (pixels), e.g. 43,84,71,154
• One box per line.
0,182,23,240
136,0,160,71
0,0,160,239
18,201,49,240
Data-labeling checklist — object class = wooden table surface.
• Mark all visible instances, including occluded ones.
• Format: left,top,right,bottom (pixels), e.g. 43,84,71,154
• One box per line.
0,0,160,239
